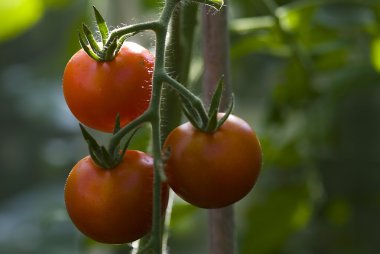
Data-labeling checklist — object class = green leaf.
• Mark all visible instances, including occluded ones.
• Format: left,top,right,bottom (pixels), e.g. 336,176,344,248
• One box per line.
82,23,101,53
208,76,224,117
93,6,109,46
78,33,102,61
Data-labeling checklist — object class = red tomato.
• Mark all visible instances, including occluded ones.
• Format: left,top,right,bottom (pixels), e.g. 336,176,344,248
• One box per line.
163,114,261,208
64,150,168,244
63,41,154,133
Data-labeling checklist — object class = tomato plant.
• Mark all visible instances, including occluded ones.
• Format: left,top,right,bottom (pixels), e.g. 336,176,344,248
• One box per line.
63,41,154,133
62,1,249,252
64,150,169,244
163,114,262,209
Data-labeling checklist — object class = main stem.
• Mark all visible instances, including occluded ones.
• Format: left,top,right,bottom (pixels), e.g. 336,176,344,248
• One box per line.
107,1,179,253
202,1,236,254
149,1,180,253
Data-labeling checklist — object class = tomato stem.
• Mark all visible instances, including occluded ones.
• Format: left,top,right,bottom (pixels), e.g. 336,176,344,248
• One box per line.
105,21,160,50
163,74,209,123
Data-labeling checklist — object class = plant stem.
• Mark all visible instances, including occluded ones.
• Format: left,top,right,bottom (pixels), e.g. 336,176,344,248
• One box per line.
163,74,209,122
148,4,181,252
106,21,160,47
202,1,236,254
105,1,180,253
160,2,198,139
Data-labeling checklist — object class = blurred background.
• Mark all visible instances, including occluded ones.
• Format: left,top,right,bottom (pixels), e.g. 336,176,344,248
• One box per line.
1,0,380,253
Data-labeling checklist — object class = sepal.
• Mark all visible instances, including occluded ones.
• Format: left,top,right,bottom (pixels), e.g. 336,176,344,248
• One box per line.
178,75,234,133
93,6,109,46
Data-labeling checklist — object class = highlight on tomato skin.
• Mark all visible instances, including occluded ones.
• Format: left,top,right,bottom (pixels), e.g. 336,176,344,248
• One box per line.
163,114,262,209
64,150,169,244
62,41,154,133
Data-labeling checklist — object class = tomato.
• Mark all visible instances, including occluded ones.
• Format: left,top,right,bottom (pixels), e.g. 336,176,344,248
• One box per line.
63,41,154,133
64,150,169,244
163,114,261,208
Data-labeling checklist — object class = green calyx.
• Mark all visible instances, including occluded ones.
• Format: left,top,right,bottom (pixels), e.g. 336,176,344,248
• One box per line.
80,115,140,169
181,76,234,133
79,6,131,62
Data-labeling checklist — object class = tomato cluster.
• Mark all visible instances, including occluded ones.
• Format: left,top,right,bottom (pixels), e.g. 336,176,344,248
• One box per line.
63,40,262,244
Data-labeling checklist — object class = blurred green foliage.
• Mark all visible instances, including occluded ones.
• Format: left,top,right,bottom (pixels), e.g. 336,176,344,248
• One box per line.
0,0,379,253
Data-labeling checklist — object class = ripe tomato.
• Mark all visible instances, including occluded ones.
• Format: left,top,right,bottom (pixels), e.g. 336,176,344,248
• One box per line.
63,41,154,133
64,150,169,244
163,114,261,209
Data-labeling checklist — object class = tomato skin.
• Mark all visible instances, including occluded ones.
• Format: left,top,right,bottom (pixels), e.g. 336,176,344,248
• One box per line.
64,150,169,244
163,114,262,209
63,42,154,133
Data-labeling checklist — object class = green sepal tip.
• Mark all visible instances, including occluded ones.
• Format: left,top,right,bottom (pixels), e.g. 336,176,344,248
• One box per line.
113,113,121,135
78,32,102,61
216,94,234,129
205,108,218,132
93,6,109,46
208,75,224,117
178,75,234,133
82,23,101,53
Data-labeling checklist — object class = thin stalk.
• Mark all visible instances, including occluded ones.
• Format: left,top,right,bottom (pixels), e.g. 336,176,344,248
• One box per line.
202,1,236,254
105,21,160,47
163,74,209,123
146,1,183,253
150,113,164,253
